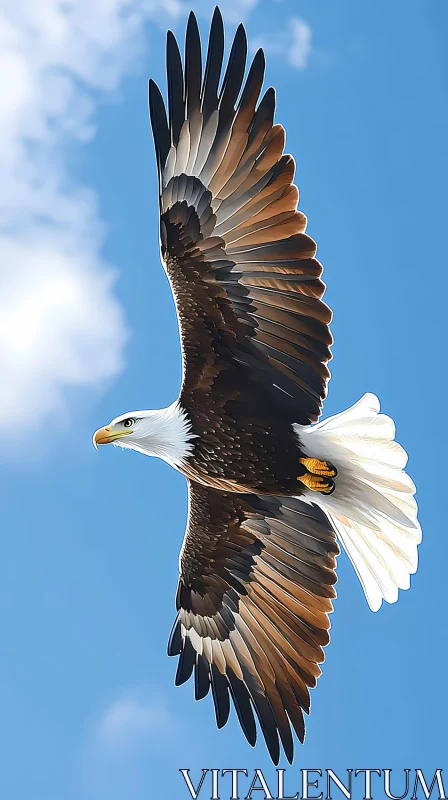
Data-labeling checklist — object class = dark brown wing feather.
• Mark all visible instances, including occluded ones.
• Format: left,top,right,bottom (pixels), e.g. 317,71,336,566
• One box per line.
169,480,339,764
149,9,332,424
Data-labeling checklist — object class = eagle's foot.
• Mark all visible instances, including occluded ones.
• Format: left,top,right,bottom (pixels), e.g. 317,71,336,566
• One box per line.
299,457,337,478
298,458,337,494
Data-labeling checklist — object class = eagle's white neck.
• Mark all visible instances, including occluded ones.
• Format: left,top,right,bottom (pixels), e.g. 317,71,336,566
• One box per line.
114,402,196,470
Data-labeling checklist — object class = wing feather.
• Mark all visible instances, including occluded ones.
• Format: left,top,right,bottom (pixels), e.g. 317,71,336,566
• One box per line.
166,30,184,148
170,481,339,764
148,10,333,424
185,12,202,119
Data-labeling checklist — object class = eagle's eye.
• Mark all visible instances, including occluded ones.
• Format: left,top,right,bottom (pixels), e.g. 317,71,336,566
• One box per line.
123,417,135,428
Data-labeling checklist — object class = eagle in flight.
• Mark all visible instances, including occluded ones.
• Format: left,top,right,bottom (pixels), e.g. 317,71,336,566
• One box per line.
93,8,421,763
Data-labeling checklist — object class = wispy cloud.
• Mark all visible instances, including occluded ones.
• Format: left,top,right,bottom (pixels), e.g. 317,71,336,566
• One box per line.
79,690,176,799
95,693,174,753
288,17,312,70
253,16,312,71
142,0,185,23
212,0,259,23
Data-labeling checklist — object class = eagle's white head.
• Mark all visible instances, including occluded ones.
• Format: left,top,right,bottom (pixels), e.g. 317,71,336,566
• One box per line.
93,402,195,470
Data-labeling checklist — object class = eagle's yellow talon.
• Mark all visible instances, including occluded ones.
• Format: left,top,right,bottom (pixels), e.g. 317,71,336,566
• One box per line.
299,472,335,494
298,457,337,494
299,457,337,478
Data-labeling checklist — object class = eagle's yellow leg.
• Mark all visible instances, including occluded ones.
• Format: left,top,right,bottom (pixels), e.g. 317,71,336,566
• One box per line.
298,457,337,494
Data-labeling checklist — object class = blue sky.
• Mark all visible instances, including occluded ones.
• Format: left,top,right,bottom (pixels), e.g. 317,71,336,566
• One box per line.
1,0,448,798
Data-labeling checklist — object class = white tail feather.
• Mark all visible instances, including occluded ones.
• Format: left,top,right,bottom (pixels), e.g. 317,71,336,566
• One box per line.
295,394,421,612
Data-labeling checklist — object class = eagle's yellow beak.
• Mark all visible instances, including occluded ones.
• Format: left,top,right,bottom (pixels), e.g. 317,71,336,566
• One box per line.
93,426,133,449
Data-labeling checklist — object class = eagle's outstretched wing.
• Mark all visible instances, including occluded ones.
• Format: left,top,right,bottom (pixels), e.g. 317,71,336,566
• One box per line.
149,9,332,424
169,480,339,764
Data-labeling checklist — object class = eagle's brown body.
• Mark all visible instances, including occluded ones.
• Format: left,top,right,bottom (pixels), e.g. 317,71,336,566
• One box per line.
180,395,306,495
163,196,326,496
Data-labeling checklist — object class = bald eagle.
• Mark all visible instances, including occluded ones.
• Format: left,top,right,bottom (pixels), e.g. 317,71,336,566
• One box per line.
93,8,420,763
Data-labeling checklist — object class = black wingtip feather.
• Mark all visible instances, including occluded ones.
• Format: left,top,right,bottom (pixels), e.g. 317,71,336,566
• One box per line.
218,23,247,115
211,5,224,31
285,740,295,765
185,11,202,118
236,47,265,116
227,670,257,747
194,654,211,701
210,664,230,728
247,86,276,143
166,29,184,147
241,671,282,765
175,636,196,686
167,615,182,656
248,48,266,83
254,695,281,766
202,6,225,122
148,78,170,177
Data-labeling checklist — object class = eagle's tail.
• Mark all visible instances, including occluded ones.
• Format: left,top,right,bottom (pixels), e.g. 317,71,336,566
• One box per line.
295,393,421,611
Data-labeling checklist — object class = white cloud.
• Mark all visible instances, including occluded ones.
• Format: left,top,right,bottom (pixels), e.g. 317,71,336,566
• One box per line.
253,16,312,71
0,0,183,439
0,232,125,426
1,0,263,444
